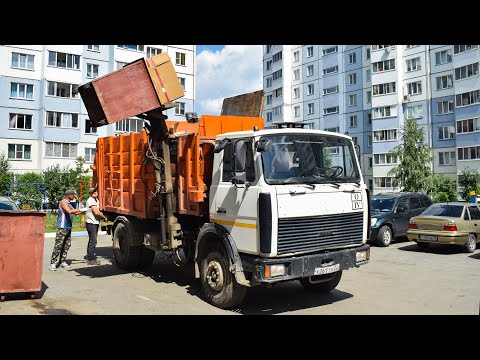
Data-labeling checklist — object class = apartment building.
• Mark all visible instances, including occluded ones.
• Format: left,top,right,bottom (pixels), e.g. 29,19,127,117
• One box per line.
263,45,480,194
0,45,196,176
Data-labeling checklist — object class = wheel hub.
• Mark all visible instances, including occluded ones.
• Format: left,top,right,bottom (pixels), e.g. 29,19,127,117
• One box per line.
206,260,224,291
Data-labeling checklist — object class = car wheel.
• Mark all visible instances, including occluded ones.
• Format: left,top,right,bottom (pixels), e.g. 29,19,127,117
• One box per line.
376,225,392,247
465,234,476,253
416,242,430,251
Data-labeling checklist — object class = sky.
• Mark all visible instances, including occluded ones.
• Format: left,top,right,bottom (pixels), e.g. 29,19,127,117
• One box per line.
194,45,263,117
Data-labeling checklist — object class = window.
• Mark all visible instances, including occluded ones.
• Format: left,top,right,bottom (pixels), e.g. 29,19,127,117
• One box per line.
46,111,79,128
457,146,480,160
349,73,357,85
436,75,453,90
85,119,97,134
372,106,393,119
349,94,357,106
117,45,144,52
265,45,272,54
266,112,272,122
406,57,421,72
366,69,371,82
323,106,339,115
368,157,373,169
10,82,33,99
323,65,338,75
86,63,99,78
372,59,395,73
373,129,397,141
175,52,186,66
84,148,96,163
179,77,186,91
456,90,480,107
406,105,423,119
115,118,144,132
266,95,272,105
352,136,358,145
350,115,357,127
8,144,31,160
368,135,372,147
373,82,396,95
324,126,339,132
45,142,77,158
116,61,128,69
457,117,480,134
266,77,272,87
307,84,314,95
437,100,454,115
266,60,272,71
221,140,255,183
454,63,479,80
454,45,478,54
366,48,371,60
439,151,456,166
367,91,372,103
273,106,282,116
405,45,419,49
368,179,373,190
323,85,338,96
293,51,299,62
87,45,100,52
348,52,356,64
368,113,372,125
48,51,80,69
9,113,32,130
407,81,422,95
272,51,282,63
293,87,300,98
438,126,455,140
273,87,282,98
272,69,282,80
374,177,393,188
435,50,452,65
468,206,480,220
307,46,314,57
11,52,34,70
307,65,314,77
307,103,314,115
47,81,79,98
322,46,338,56
374,153,397,165
175,102,185,115
371,45,394,51
293,69,300,80
147,47,162,57
294,106,300,117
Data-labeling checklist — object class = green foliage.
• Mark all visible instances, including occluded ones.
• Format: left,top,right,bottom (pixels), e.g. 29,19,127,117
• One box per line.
10,172,44,210
387,117,432,192
0,152,14,196
426,174,458,202
45,212,84,232
458,167,480,200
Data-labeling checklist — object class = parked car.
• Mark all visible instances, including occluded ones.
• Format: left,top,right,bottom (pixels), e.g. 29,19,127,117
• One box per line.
369,192,433,247
407,202,480,253
0,196,20,211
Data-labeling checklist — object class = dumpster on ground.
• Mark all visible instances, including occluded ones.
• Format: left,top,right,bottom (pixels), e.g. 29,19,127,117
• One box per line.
0,210,46,301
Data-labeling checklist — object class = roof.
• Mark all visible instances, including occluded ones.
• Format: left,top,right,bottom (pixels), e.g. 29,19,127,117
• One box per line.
216,128,353,141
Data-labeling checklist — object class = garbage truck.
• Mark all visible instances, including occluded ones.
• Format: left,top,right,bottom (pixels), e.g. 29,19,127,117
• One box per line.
79,54,371,309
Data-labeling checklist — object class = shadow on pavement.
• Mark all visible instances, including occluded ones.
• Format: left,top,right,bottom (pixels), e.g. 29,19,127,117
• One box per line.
468,252,480,260
0,281,48,302
397,243,466,255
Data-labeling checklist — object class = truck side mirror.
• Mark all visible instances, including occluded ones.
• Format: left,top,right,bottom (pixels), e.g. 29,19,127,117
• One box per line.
256,138,272,152
213,139,230,153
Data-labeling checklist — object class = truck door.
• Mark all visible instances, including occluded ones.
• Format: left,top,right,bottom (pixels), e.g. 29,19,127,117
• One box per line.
214,139,260,254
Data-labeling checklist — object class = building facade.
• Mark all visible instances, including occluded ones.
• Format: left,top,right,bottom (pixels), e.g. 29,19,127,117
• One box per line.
0,45,196,177
263,45,480,194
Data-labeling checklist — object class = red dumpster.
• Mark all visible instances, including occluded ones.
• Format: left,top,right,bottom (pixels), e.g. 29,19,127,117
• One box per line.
0,210,46,301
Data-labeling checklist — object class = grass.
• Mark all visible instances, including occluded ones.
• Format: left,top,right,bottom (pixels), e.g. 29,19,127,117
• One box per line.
45,212,86,233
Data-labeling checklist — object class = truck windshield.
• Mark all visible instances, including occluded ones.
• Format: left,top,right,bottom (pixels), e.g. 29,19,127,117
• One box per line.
260,134,361,185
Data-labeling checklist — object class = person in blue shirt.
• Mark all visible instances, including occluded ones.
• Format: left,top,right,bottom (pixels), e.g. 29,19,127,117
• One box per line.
49,190,83,271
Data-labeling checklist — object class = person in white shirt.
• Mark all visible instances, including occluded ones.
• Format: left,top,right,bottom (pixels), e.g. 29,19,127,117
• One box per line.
85,188,108,265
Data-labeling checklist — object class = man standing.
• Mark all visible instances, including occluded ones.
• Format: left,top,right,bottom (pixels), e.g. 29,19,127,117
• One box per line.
49,190,83,271
85,188,108,265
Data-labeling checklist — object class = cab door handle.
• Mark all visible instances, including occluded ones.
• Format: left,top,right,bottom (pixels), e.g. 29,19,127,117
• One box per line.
216,207,226,214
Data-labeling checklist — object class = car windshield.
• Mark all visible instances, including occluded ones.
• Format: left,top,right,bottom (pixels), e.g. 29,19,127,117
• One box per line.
371,198,395,212
259,133,360,185
422,204,464,217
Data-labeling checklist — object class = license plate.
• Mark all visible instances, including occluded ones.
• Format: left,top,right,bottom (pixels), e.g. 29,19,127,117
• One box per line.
420,235,437,241
314,263,340,275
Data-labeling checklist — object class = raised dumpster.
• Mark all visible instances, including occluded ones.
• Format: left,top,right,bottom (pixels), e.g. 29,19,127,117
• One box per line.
0,210,46,301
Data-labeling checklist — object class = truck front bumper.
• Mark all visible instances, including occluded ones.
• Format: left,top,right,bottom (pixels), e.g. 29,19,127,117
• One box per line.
253,244,370,283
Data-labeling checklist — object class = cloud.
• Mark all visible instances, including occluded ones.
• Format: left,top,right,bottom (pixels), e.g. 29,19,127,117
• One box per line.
195,45,263,116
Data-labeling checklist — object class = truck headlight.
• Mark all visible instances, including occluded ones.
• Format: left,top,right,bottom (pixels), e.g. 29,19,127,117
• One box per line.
371,218,378,227
356,249,369,263
265,264,286,278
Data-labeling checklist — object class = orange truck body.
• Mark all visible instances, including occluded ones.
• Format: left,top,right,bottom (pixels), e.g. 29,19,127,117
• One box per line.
92,115,264,219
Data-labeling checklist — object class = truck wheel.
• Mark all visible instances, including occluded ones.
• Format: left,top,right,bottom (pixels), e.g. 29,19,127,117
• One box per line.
300,271,342,293
376,226,392,247
139,248,155,269
113,221,142,270
200,249,247,309
465,234,476,253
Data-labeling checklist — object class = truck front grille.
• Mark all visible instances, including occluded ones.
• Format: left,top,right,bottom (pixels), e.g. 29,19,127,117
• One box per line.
277,212,364,255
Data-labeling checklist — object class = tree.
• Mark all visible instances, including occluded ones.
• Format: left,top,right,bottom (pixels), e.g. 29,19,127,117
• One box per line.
387,117,432,192
10,172,44,210
426,174,458,202
43,164,69,210
0,152,14,196
458,167,480,201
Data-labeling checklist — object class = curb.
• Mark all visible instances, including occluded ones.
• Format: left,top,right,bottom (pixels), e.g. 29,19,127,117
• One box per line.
45,231,107,238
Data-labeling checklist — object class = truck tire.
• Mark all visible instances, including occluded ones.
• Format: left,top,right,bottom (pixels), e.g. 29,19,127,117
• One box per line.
300,270,342,293
375,225,392,247
200,248,247,309
113,221,143,270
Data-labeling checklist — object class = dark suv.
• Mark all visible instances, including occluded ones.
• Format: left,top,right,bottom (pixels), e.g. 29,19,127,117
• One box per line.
369,192,433,247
